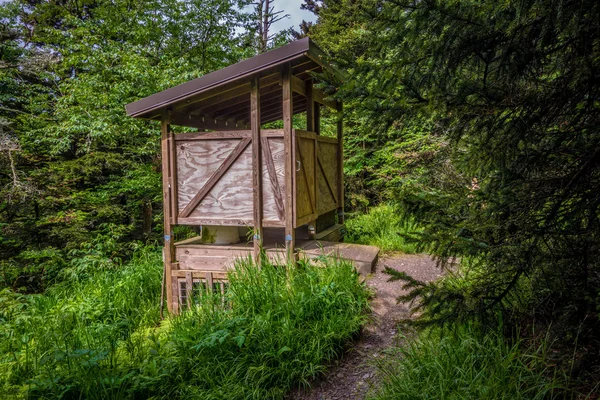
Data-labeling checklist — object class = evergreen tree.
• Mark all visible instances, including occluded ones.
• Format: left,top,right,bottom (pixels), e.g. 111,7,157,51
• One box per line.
335,0,600,336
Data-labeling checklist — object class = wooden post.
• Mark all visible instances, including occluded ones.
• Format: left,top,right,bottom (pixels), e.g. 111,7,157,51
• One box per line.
282,64,296,261
314,103,321,135
306,79,317,240
161,111,176,313
251,75,263,261
336,102,344,225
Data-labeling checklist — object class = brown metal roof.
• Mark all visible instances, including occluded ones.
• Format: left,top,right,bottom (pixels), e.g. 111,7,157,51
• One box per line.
125,38,333,127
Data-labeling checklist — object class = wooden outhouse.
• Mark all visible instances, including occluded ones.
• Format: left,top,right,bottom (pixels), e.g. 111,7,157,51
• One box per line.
126,38,378,313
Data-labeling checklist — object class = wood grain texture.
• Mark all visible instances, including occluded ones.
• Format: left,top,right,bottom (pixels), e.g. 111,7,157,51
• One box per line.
161,112,176,314
282,64,295,260
251,75,262,260
262,137,285,220
175,133,285,226
305,80,317,239
295,136,316,224
179,137,251,218
317,140,339,214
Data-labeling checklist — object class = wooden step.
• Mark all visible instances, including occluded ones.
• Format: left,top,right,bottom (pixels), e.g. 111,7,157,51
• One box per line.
300,241,380,275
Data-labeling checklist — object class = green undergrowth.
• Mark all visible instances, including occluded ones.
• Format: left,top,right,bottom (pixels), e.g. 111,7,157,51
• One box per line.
0,247,370,399
345,205,420,254
369,323,566,400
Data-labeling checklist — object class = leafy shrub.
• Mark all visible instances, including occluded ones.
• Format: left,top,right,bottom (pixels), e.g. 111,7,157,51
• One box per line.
345,204,420,253
0,250,369,399
369,324,565,400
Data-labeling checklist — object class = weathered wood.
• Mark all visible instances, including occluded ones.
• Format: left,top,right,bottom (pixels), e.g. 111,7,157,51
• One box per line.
262,137,285,220
256,96,307,125
179,137,251,218
295,136,317,227
171,270,228,280
251,75,263,261
168,130,178,225
282,64,295,261
317,209,337,232
317,140,339,214
290,75,336,109
170,110,248,130
177,217,284,227
315,223,345,242
197,73,281,115
336,102,344,224
205,271,214,292
161,112,175,313
305,80,316,239
317,154,338,204
316,135,338,144
174,129,283,141
185,271,193,308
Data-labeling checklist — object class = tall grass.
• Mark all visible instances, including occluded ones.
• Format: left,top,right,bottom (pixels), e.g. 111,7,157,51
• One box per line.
345,204,420,253
369,323,565,400
0,249,369,399
0,246,162,398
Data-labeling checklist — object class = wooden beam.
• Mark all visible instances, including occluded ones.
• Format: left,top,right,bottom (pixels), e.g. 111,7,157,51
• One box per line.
336,102,344,224
206,83,282,120
179,138,251,218
176,81,251,114
306,79,316,239
282,64,296,262
291,74,337,109
255,97,307,125
251,75,263,262
170,110,248,130
168,125,178,225
215,91,284,123
161,111,176,314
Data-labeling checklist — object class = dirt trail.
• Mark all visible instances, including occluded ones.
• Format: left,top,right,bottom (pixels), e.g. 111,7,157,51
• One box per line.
288,254,442,400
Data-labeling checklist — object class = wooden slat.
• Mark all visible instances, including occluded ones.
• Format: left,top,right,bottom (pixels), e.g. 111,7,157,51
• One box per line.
251,75,263,261
295,140,315,213
282,64,296,261
179,137,251,218
262,137,285,220
170,110,248,130
177,217,283,227
161,111,175,314
257,97,307,125
317,154,338,204
206,271,214,293
196,74,281,116
291,74,336,109
209,84,282,121
172,270,228,280
291,75,306,96
185,271,193,308
174,129,283,141
178,81,252,114
306,79,317,239
175,130,251,141
168,131,178,225
316,135,338,144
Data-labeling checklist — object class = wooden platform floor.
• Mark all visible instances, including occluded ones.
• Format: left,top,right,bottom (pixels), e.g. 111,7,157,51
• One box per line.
174,227,379,275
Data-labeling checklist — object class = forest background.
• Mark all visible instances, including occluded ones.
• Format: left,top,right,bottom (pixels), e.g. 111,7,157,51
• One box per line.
1,0,599,397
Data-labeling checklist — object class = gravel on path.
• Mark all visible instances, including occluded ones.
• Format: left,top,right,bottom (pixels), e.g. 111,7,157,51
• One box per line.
288,254,442,400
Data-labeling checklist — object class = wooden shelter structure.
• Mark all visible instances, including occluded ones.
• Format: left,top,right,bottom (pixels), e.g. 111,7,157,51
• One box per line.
126,38,378,313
